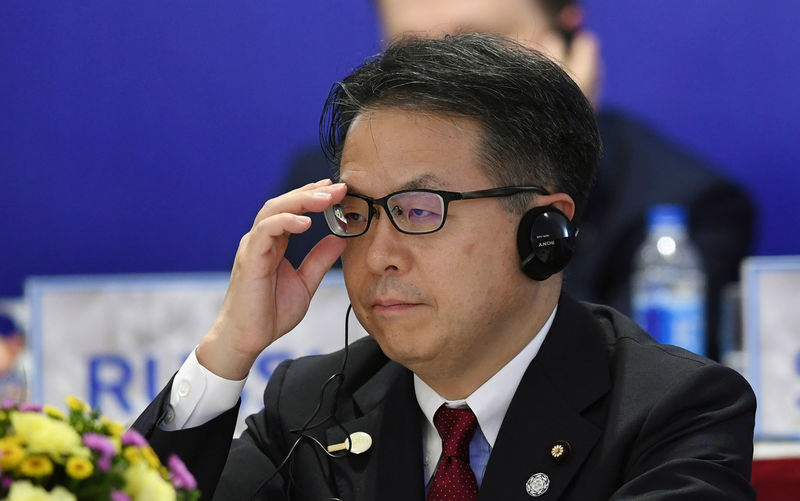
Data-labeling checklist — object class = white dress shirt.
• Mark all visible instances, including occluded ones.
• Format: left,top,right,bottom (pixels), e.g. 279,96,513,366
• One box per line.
160,347,247,430
414,305,556,483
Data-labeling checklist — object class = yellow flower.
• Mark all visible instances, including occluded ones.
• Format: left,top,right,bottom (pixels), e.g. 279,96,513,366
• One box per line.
18,455,54,477
10,412,88,459
110,436,122,454
141,446,161,469
124,446,142,464
124,462,176,501
65,396,90,413
43,405,65,420
0,440,25,470
0,435,23,446
65,456,94,479
102,417,125,438
6,480,77,501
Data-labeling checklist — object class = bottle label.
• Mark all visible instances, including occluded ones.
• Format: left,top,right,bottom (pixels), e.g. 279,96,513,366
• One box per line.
633,293,706,356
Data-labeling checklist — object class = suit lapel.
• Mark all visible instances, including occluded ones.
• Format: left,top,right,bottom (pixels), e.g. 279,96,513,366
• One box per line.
479,295,611,500
326,360,426,501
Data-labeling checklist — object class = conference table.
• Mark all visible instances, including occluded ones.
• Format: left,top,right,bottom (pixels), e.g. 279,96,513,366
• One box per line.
752,441,800,499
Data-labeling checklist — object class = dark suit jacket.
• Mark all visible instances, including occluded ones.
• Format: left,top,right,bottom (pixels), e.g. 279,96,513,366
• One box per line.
133,295,756,500
282,110,756,360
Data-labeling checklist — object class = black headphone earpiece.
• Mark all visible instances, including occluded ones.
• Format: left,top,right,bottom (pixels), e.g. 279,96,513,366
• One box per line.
516,206,576,281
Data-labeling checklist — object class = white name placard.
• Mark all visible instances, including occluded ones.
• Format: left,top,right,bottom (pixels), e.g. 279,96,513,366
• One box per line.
743,256,800,439
26,271,366,433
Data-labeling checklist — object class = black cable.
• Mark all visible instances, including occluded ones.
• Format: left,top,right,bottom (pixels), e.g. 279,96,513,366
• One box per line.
258,304,355,499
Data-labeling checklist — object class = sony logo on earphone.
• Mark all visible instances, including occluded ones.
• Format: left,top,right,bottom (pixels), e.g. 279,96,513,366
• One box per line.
517,206,576,281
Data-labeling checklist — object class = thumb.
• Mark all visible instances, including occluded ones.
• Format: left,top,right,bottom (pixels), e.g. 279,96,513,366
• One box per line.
297,235,347,297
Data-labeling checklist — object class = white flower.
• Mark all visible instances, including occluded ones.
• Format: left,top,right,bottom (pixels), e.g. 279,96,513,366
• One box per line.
123,462,176,501
10,412,88,459
7,480,77,501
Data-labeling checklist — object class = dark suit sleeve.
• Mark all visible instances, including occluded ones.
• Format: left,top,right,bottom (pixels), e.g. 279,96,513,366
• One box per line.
210,360,296,500
130,365,294,501
611,363,756,500
130,376,241,499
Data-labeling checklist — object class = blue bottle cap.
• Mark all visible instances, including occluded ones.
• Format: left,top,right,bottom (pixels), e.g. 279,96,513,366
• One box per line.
647,204,687,229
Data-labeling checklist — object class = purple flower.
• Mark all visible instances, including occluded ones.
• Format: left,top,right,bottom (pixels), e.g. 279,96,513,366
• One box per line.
168,454,197,490
110,490,132,501
19,402,42,412
1,476,12,489
1,399,17,409
83,432,115,472
121,429,148,448
97,454,112,472
83,433,115,456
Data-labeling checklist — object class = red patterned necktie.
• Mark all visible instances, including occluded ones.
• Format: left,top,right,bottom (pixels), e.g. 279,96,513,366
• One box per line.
427,405,479,501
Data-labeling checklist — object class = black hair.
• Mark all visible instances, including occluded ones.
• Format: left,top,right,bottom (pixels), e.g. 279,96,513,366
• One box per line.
319,32,599,223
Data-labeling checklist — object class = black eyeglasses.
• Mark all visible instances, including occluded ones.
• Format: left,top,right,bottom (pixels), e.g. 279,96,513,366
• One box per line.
323,186,549,237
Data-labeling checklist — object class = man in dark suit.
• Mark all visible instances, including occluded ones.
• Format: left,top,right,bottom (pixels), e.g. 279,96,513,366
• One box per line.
135,34,755,499
285,0,756,359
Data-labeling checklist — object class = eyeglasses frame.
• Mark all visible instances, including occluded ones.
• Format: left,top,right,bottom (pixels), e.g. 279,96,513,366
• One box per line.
326,185,551,237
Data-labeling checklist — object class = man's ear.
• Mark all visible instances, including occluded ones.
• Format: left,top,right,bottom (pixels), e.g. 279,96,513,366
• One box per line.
517,190,577,281
529,192,575,221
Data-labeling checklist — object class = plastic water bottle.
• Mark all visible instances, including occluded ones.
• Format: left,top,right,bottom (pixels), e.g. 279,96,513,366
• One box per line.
632,205,706,356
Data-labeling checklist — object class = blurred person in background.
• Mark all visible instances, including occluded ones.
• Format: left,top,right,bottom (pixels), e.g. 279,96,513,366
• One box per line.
284,0,755,359
0,313,27,400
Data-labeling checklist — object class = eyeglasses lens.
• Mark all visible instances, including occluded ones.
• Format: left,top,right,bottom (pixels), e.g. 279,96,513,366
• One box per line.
325,197,369,236
387,192,444,233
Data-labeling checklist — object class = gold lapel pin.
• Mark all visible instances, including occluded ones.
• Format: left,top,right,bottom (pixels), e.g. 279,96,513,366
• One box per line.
327,431,373,454
550,440,571,463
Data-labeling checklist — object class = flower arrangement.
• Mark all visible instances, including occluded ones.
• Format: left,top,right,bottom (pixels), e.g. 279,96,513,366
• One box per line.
0,397,199,501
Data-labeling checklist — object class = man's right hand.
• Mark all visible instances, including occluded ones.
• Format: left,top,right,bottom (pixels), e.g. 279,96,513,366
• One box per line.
196,179,348,380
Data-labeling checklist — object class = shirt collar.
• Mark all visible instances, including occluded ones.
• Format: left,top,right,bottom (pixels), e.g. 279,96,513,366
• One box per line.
413,304,557,447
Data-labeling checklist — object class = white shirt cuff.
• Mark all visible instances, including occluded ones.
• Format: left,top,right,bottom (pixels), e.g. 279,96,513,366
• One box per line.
160,347,247,430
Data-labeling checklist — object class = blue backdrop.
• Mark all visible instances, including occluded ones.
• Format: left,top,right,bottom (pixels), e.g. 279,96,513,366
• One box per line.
2,1,799,297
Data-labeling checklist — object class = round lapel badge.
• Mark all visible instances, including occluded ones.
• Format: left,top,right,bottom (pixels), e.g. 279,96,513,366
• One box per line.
525,472,550,497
